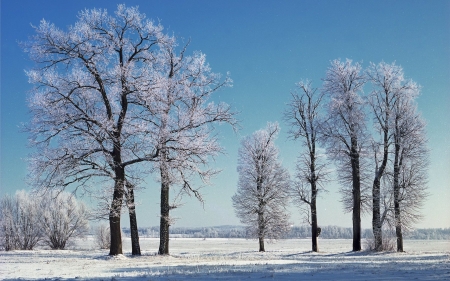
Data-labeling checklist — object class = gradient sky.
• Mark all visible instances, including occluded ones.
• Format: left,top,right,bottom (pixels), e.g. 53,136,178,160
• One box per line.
1,0,449,229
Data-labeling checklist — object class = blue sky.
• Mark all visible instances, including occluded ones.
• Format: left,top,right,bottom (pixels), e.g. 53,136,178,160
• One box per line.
1,0,449,229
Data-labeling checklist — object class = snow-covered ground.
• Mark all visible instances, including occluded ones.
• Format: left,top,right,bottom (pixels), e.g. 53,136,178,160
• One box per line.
1,238,449,280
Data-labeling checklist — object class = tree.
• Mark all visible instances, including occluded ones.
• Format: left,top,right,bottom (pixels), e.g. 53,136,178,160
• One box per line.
135,42,236,255
284,80,328,252
321,59,368,251
232,123,291,252
0,191,42,251
366,61,405,251
24,5,170,255
40,191,89,250
389,80,428,252
367,62,428,252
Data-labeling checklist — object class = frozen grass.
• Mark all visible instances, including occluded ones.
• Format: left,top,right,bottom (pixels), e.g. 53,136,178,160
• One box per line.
1,238,449,280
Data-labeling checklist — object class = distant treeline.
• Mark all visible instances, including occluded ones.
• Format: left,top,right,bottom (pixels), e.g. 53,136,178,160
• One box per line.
121,225,450,240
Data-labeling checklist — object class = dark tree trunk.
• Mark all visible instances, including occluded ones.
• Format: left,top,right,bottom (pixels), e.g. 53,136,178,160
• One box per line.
127,186,141,255
393,143,404,252
350,137,361,251
257,175,265,252
258,235,265,252
372,176,383,251
311,181,318,252
372,108,389,251
109,176,124,255
258,209,265,252
309,117,319,252
394,196,403,252
158,164,170,255
311,190,319,252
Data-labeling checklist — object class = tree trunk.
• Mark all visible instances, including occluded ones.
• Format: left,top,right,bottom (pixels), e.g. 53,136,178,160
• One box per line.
350,138,361,251
372,176,383,251
258,235,265,252
258,208,265,252
257,207,265,252
109,177,124,255
393,143,404,252
372,116,389,251
394,197,403,252
311,182,318,252
127,186,141,255
158,164,170,255
257,173,265,252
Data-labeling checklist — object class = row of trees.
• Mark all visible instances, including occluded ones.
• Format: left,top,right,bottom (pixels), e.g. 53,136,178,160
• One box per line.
0,191,89,250
23,5,427,255
25,5,236,256
233,59,428,252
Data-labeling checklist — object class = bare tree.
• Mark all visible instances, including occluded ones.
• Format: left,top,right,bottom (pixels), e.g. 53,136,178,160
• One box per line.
367,63,428,252
24,5,171,255
366,61,406,251
40,191,89,250
284,80,328,252
389,81,428,252
321,59,368,251
0,191,42,251
0,194,19,251
232,123,291,252
134,42,236,255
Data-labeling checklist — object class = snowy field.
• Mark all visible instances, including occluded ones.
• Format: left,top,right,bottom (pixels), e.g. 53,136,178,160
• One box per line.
1,238,449,280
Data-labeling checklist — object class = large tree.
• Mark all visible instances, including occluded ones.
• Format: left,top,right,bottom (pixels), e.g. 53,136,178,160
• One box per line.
135,42,236,255
366,62,404,251
390,79,428,252
321,59,368,251
367,62,428,252
25,5,170,255
284,80,328,252
232,123,291,252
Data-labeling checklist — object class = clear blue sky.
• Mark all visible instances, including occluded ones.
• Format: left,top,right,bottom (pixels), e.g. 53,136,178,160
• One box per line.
1,0,449,229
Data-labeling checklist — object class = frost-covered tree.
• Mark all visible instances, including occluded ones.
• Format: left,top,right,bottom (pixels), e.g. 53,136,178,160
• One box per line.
367,62,428,252
0,191,42,251
284,80,328,252
366,62,402,251
135,42,236,255
389,81,428,252
24,5,171,255
40,191,89,250
321,59,368,251
232,123,291,252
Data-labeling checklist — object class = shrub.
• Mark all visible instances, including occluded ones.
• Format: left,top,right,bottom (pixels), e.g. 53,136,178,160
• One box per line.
95,224,110,249
40,191,89,249
364,232,396,251
0,191,42,250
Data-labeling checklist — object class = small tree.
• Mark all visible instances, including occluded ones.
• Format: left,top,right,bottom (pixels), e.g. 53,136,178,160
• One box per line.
0,191,42,251
284,80,328,252
232,123,291,252
40,191,89,250
0,194,19,251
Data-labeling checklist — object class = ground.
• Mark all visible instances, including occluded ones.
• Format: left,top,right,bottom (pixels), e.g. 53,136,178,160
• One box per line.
1,238,449,280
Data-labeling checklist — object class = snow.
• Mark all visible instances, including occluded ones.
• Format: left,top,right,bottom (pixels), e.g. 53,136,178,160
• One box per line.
1,238,449,280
